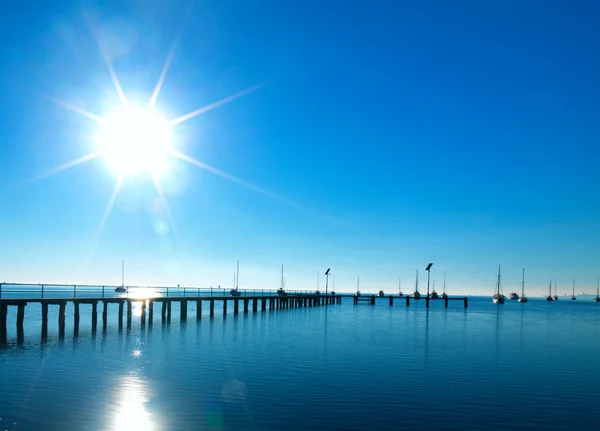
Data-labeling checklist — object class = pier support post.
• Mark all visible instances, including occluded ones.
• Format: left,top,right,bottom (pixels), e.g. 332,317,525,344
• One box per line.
102,301,108,330
0,304,7,342
445,298,449,308
16,304,25,331
234,299,239,315
243,299,249,314
91,302,98,330
161,301,167,321
148,301,153,325
196,300,202,320
222,299,227,317
58,302,66,335
141,301,147,326
389,297,394,306
181,300,188,321
127,301,133,328
42,303,49,333
261,298,266,311
209,300,215,318
167,301,172,322
464,297,468,308
406,296,410,307
118,301,124,327
426,297,430,308
74,302,80,331
252,298,258,312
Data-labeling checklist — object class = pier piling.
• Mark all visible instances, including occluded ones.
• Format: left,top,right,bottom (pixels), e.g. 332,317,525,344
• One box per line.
196,300,202,320
181,300,188,321
209,300,215,318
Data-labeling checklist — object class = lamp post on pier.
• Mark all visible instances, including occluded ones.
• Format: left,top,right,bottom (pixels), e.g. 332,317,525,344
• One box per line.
325,268,330,296
426,263,433,298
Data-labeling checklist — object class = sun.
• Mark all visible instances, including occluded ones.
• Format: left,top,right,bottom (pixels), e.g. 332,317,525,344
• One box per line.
96,106,173,177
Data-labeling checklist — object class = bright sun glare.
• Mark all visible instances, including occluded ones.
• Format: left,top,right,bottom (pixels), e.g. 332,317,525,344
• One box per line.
96,107,172,177
28,15,277,250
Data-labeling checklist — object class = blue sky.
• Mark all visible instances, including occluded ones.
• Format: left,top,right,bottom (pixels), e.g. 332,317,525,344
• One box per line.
0,0,599,296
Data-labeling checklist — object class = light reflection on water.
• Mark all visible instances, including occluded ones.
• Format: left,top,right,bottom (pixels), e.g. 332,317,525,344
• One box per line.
112,376,156,431
0,298,599,430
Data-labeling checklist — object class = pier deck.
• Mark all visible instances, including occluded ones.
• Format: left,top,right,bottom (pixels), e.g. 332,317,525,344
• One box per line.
0,294,340,342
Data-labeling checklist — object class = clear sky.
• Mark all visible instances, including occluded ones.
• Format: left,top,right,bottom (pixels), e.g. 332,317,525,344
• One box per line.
0,0,599,296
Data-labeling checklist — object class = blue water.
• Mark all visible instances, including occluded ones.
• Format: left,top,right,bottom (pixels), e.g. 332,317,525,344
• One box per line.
1,297,599,430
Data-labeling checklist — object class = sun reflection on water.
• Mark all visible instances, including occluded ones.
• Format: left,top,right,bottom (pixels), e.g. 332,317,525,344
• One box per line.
112,376,156,431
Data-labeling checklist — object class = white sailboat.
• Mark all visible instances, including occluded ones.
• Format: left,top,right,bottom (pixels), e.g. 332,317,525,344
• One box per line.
430,279,439,299
571,279,577,300
277,264,286,296
230,261,241,296
355,277,361,297
553,281,559,300
413,270,421,299
441,273,448,299
546,280,554,301
518,268,528,303
492,265,505,304
398,276,404,297
115,261,127,293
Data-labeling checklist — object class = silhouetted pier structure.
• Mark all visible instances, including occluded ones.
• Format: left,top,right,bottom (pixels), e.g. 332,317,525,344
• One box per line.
352,294,468,308
0,285,341,342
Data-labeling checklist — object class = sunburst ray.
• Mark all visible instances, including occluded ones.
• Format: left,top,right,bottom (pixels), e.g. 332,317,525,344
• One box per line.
20,150,102,186
86,19,129,107
150,174,181,241
90,177,124,253
169,83,265,126
148,2,195,109
41,93,105,123
169,149,307,210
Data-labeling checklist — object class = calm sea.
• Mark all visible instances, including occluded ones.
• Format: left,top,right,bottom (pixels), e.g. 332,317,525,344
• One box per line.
1,296,599,430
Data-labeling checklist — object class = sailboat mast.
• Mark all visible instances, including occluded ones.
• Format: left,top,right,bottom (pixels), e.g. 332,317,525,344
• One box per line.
443,273,446,294
398,276,401,294
416,270,419,291
236,261,239,290
281,265,284,290
497,265,501,295
357,276,360,291
521,268,525,297
121,260,124,287
572,279,575,296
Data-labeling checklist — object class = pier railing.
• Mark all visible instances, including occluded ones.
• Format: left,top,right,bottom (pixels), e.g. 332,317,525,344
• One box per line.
0,283,314,300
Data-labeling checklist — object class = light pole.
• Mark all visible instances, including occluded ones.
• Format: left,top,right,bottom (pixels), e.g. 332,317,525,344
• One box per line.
325,268,330,296
426,263,433,298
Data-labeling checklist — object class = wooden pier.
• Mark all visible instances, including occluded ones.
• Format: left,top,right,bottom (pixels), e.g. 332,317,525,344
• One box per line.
352,294,468,308
0,294,342,342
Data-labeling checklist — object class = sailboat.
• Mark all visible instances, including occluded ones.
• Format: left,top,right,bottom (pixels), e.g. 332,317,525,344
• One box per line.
355,277,361,297
518,268,528,303
546,280,554,301
492,265,505,304
398,276,404,297
277,264,287,296
413,270,421,299
571,279,576,300
230,261,241,296
595,278,600,303
553,281,559,300
441,273,448,299
430,279,439,299
115,261,127,293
